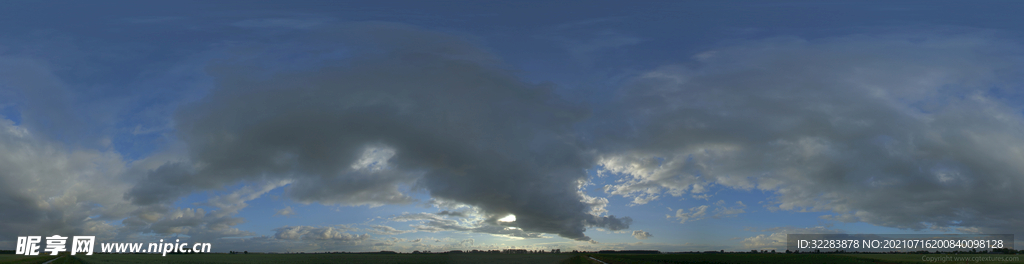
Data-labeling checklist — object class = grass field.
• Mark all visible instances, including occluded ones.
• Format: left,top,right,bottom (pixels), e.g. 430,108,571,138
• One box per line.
3,253,1022,264
0,256,41,262
0,254,62,264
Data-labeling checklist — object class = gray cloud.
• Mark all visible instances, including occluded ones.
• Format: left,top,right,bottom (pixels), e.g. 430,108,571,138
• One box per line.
124,22,629,241
0,117,131,243
389,213,446,223
436,210,468,218
597,33,1024,234
119,180,288,242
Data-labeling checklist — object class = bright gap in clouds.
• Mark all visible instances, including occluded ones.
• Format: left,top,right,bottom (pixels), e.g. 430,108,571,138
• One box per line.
498,214,516,222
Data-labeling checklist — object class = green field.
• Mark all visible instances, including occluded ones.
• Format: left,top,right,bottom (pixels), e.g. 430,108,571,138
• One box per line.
0,254,63,264
0,256,41,262
2,253,1022,264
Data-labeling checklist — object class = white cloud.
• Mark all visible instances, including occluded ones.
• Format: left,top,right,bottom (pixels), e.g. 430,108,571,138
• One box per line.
368,225,414,235
273,226,369,242
673,205,708,224
632,230,652,240
666,200,744,224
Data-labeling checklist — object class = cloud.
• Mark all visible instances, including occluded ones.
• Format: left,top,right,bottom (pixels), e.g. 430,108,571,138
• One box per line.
123,22,629,241
121,180,288,242
741,226,846,251
389,212,447,222
0,117,132,242
368,225,414,235
597,33,1024,235
273,226,370,242
669,200,746,224
632,230,652,240
205,180,292,218
740,233,786,251
274,206,296,217
673,205,708,224
389,212,547,239
11,16,1022,253
435,210,468,218
0,114,262,246
712,200,746,218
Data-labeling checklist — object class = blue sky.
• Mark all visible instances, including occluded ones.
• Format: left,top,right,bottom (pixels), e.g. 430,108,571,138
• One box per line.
2,1,1024,253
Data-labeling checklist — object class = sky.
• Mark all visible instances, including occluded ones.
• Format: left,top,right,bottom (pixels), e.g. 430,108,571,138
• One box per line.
1,0,1024,253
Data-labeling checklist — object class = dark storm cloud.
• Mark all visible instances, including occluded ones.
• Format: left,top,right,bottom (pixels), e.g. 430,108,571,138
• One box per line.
597,33,1024,234
124,22,629,241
